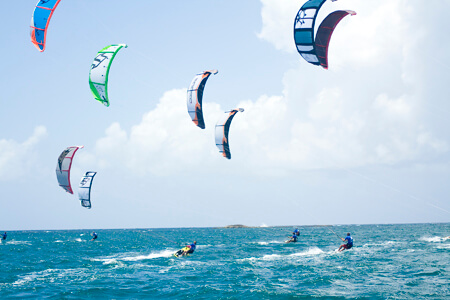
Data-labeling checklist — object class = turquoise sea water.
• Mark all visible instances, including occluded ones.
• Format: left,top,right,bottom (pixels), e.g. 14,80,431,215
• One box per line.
1,223,449,299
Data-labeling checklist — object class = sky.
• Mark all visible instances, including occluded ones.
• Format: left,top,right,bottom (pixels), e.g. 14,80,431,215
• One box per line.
1,0,449,230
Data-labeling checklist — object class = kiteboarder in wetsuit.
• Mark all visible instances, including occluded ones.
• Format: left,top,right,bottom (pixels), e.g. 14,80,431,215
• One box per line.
1,232,6,241
182,241,197,256
91,232,98,241
286,233,298,243
285,228,299,243
338,233,353,252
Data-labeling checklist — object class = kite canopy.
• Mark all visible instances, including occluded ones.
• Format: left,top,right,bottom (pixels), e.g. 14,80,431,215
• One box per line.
56,146,84,194
215,108,244,159
315,10,356,69
89,44,128,107
187,70,218,129
78,172,97,209
293,0,355,68
30,0,62,52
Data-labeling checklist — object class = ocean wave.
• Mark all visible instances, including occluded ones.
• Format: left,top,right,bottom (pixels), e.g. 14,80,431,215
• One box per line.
3,240,32,245
122,250,174,261
242,247,324,262
91,258,121,265
240,254,281,262
413,270,441,277
261,254,283,261
255,240,283,245
419,236,446,243
362,241,401,247
91,250,174,265
13,274,38,286
13,268,89,286
290,247,324,257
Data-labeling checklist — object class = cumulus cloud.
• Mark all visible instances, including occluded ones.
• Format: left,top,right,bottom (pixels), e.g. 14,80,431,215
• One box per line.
93,89,221,176
258,0,418,69
91,82,445,177
0,126,48,180
255,0,448,168
89,1,448,177
257,0,299,52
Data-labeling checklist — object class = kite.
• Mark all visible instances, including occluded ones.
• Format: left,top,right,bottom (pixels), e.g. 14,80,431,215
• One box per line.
293,0,355,69
215,108,244,159
56,146,84,194
30,0,62,52
187,70,218,129
89,44,128,107
78,172,97,209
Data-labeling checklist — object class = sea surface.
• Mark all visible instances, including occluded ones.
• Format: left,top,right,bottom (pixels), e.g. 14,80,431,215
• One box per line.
1,223,449,299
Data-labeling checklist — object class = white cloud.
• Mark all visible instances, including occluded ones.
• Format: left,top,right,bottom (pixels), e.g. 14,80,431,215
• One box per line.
258,0,414,69
257,0,299,52
89,1,448,177
0,126,48,180
91,79,445,176
93,89,222,176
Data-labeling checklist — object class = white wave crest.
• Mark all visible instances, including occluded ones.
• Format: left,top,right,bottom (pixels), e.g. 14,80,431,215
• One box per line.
92,250,174,265
4,240,32,245
91,258,120,265
290,247,324,257
255,240,283,245
243,247,324,262
420,236,445,243
13,268,88,285
122,250,174,261
261,254,282,261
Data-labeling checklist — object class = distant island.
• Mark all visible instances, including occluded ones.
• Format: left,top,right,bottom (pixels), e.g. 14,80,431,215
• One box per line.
224,224,250,228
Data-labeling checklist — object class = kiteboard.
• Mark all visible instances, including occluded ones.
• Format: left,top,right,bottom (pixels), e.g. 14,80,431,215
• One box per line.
173,246,190,258
285,238,298,243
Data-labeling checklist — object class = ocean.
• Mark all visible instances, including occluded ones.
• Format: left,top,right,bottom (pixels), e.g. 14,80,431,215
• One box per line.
1,223,449,299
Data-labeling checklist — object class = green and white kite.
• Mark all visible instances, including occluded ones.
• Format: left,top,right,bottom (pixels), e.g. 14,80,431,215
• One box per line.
89,44,127,107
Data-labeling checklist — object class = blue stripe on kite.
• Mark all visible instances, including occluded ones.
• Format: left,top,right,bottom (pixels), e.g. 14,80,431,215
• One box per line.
301,0,327,10
33,8,52,29
294,31,313,45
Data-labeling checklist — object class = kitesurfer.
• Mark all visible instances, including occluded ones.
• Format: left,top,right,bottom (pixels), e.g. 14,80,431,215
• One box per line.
91,232,98,241
182,241,197,256
293,228,300,236
1,232,6,241
286,233,298,243
338,233,353,252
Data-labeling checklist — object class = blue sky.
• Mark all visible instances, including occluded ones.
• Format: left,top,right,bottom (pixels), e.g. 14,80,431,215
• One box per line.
1,0,449,230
